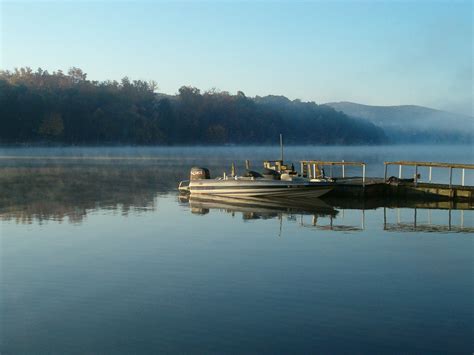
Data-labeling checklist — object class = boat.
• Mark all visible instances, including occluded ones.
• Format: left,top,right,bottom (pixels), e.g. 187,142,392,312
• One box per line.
178,165,334,198
178,134,334,198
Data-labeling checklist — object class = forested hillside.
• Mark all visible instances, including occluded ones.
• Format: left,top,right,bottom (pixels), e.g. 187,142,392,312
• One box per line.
0,68,386,145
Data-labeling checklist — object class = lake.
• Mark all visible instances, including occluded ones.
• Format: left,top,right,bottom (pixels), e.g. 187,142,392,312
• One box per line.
1,145,473,353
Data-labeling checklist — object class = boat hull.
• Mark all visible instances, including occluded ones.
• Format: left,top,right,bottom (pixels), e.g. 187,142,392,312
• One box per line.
188,179,333,198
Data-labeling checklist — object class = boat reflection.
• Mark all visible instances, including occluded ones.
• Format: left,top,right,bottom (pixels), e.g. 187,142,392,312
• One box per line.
181,194,337,220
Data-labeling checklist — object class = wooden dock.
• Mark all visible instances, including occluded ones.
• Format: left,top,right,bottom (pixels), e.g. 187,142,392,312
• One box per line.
302,160,474,203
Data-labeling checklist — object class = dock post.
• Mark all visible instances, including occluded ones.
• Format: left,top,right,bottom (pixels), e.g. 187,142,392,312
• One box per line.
300,162,304,177
342,160,345,178
245,160,250,170
308,163,312,179
448,209,452,230
449,167,453,187
462,168,465,186
231,162,235,177
429,166,432,182
398,165,402,178
313,164,317,178
362,164,366,189
414,208,417,229
414,165,418,187
384,163,387,181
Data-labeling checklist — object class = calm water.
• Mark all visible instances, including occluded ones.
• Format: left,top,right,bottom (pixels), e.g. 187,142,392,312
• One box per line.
1,145,473,354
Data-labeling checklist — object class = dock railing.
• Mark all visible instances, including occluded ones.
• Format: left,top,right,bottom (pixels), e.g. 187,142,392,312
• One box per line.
300,160,367,187
384,161,474,187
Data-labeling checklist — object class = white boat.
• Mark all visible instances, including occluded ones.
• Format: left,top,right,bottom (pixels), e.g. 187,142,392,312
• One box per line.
179,167,333,198
178,135,333,198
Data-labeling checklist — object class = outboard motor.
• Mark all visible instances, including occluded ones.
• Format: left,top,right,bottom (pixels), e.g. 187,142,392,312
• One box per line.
190,167,211,181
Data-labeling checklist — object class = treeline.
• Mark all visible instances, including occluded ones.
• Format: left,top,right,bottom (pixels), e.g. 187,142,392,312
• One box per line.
0,67,387,145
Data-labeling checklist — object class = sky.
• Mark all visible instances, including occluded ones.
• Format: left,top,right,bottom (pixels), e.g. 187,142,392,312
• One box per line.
1,0,472,115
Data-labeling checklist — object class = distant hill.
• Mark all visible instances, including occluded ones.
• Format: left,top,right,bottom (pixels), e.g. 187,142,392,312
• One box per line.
324,101,473,143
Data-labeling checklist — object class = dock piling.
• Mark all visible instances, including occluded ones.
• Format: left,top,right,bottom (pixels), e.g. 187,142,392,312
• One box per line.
414,165,418,187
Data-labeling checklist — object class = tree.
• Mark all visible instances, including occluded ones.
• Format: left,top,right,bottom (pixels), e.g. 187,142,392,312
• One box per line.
68,67,87,83
39,112,64,138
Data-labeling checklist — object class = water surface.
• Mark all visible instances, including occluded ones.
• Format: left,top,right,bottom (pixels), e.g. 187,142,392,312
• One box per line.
1,145,472,353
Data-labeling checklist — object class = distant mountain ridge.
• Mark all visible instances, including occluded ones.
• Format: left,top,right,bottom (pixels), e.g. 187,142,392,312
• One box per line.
324,101,473,143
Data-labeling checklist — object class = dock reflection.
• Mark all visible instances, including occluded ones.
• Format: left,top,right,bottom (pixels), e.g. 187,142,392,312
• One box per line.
180,195,473,234
383,207,473,233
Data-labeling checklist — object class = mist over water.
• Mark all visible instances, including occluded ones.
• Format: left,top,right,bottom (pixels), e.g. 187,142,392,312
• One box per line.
1,145,473,353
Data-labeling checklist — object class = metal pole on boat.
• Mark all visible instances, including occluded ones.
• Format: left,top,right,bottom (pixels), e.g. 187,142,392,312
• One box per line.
280,133,284,162
362,164,366,188
245,160,250,170
231,162,236,177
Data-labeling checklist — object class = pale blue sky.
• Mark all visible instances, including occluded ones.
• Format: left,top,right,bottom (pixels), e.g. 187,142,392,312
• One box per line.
1,0,472,115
